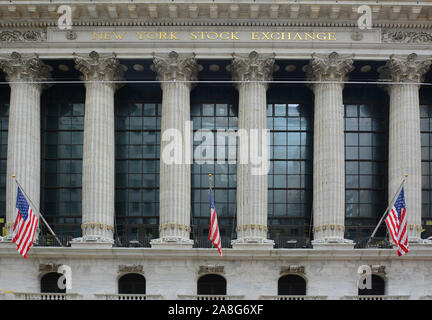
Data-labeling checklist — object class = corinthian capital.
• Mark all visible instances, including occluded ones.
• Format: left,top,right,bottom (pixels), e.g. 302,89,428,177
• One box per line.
73,51,124,87
0,51,51,85
230,51,275,86
379,53,431,83
305,52,354,83
151,51,198,86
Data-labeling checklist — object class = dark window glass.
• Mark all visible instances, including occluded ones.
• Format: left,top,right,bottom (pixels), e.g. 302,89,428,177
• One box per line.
420,103,432,238
344,88,388,244
267,101,313,248
41,272,66,293
115,85,162,245
197,274,226,295
0,94,8,233
358,274,385,295
41,85,84,241
190,86,238,247
278,275,306,295
118,273,146,294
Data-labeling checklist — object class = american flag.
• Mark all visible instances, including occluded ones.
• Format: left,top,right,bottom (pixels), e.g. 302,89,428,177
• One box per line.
12,187,39,258
209,188,223,257
385,187,409,256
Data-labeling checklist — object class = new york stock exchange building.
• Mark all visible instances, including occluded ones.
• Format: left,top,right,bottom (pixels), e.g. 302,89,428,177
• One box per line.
1,0,432,301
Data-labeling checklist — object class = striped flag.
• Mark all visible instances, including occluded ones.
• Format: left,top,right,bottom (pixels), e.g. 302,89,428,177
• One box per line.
385,187,409,256
209,188,223,257
12,187,39,258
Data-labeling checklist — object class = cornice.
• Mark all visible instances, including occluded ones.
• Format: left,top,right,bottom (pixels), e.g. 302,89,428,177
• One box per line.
1,245,432,261
1,1,432,29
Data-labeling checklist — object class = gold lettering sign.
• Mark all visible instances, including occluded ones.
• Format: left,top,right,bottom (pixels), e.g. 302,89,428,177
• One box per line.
91,31,338,41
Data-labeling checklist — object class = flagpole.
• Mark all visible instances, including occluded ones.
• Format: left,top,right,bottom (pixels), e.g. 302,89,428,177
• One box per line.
208,173,213,190
208,173,213,249
12,175,64,247
366,174,408,247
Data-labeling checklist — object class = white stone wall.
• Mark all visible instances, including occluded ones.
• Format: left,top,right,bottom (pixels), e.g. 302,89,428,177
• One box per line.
1,247,432,300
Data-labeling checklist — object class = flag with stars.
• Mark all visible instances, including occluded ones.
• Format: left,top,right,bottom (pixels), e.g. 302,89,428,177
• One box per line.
12,187,39,258
209,188,223,257
385,187,409,256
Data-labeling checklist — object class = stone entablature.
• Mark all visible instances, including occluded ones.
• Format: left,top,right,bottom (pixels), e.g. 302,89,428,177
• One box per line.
0,1,431,29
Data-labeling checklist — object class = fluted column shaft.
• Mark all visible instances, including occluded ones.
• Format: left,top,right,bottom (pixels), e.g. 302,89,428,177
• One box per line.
73,51,123,244
81,82,116,240
150,51,198,246
230,51,275,247
236,82,268,240
0,53,50,238
381,54,431,242
6,83,42,234
159,82,192,240
306,52,354,244
312,83,345,239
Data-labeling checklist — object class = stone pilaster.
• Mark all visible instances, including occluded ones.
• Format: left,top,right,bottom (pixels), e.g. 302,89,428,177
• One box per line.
150,51,198,248
71,51,124,247
230,51,275,249
0,52,50,242
379,53,432,244
305,52,354,248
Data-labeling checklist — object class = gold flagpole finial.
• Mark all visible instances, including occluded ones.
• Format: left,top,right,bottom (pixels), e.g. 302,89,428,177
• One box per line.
11,174,16,178
404,174,408,177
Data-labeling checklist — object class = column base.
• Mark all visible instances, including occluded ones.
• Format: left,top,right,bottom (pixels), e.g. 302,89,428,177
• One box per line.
150,237,194,249
406,237,432,249
70,236,114,248
231,237,275,250
0,235,15,248
311,238,355,250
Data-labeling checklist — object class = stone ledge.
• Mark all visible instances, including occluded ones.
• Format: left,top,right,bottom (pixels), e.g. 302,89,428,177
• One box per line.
150,237,194,249
0,245,431,260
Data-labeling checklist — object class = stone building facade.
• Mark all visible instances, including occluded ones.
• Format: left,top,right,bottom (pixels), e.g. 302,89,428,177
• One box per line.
0,0,432,300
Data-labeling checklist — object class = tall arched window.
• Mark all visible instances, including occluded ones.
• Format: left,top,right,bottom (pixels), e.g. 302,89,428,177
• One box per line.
118,273,146,294
358,274,385,296
41,272,65,293
41,84,85,243
267,83,314,248
197,274,226,295
0,74,9,234
420,84,432,239
190,83,238,247
343,85,388,244
278,274,306,295
115,81,162,246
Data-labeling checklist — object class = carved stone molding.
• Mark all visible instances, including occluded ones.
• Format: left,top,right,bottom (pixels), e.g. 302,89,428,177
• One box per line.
370,265,386,274
118,265,144,274
0,51,51,85
73,51,124,87
39,263,61,273
230,51,275,87
280,265,305,274
379,53,432,83
198,265,224,275
150,51,198,87
382,30,432,44
305,51,354,83
0,30,46,42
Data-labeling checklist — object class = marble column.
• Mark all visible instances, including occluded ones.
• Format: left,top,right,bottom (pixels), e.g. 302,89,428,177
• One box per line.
0,52,50,241
305,52,354,247
71,51,124,247
230,51,275,249
379,53,432,244
150,51,198,248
